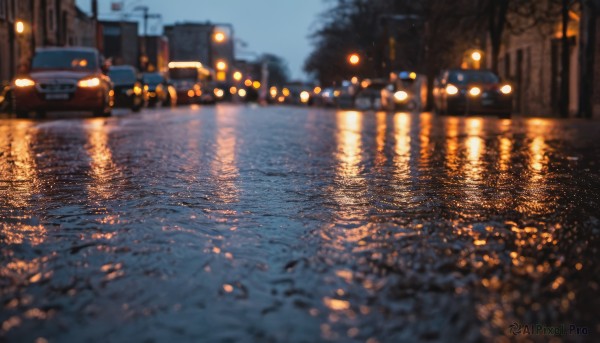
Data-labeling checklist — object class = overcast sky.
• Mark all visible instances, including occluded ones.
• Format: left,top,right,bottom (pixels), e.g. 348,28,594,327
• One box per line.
75,0,330,80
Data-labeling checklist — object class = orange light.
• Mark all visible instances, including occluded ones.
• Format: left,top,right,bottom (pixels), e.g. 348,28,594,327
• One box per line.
313,86,322,94
214,31,226,43
469,87,481,97
471,51,482,61
15,21,25,34
230,86,237,94
282,88,290,97
351,76,358,84
348,53,360,65
252,81,261,89
187,90,195,97
216,60,227,71
233,71,242,81
244,79,252,87
270,87,278,97
169,61,203,69
300,91,310,103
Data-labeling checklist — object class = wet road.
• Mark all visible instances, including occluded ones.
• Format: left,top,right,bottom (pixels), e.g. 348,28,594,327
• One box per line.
1,105,599,342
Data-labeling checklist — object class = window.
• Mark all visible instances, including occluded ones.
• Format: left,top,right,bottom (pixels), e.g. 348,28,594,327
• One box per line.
0,0,7,20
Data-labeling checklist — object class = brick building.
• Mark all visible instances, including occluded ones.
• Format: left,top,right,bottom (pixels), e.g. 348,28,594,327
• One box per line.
0,0,90,84
488,3,600,117
99,20,140,67
164,22,235,81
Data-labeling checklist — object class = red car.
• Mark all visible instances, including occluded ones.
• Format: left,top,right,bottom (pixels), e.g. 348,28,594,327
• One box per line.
12,47,114,118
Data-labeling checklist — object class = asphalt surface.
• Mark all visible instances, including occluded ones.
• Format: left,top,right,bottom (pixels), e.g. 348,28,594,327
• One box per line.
1,105,599,342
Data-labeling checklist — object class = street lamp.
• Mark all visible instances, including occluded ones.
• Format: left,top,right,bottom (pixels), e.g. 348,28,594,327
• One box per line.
15,21,25,35
213,31,226,43
348,53,360,65
233,71,242,81
216,60,228,71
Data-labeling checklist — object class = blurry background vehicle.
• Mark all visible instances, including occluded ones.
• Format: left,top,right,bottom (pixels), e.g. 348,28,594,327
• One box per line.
354,79,388,111
433,69,513,118
319,87,338,107
142,72,176,107
381,71,427,112
12,47,113,118
168,61,211,105
109,65,146,112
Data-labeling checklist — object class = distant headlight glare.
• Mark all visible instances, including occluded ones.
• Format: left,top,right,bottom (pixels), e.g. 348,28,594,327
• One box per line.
14,78,35,88
394,90,408,102
78,77,100,88
446,84,459,95
500,84,512,94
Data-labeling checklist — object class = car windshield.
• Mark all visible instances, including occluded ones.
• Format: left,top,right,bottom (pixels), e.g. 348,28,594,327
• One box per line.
449,71,499,85
169,68,198,81
31,50,97,71
143,73,165,85
109,69,137,84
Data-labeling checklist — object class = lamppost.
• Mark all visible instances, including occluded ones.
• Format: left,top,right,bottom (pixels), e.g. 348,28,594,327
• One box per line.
209,24,235,82
348,53,360,66
463,49,484,70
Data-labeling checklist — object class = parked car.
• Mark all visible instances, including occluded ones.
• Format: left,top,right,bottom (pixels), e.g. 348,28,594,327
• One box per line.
109,66,146,112
142,72,176,107
433,69,513,118
12,47,113,118
355,79,388,111
381,71,427,112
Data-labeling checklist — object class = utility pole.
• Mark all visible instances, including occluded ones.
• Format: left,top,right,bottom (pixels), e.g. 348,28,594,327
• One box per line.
92,0,101,51
134,6,161,71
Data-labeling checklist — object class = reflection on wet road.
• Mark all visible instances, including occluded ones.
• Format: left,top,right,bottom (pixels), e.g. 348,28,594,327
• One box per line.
1,105,599,342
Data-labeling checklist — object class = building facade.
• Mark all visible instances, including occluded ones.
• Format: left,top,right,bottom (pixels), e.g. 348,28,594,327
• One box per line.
164,22,235,81
99,20,139,67
488,2,600,117
1,0,91,84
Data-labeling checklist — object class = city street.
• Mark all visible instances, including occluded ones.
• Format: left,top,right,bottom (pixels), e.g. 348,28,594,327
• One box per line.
1,105,599,342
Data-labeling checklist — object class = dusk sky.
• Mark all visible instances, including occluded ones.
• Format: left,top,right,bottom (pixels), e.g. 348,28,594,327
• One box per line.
75,0,331,80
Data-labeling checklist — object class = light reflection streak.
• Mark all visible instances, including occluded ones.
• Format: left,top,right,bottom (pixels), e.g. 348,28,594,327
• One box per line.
0,122,39,210
520,119,550,215
419,112,432,165
211,106,240,204
444,117,460,171
336,111,363,179
85,119,116,201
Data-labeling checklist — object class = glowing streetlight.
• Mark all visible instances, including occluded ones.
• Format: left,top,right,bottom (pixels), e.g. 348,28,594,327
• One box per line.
213,31,226,43
15,21,25,34
471,51,482,61
216,60,228,71
348,53,360,65
233,71,242,81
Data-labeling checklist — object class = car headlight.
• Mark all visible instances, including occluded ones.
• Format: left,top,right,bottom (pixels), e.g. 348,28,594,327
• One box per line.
133,85,142,95
469,87,481,97
500,84,512,94
446,84,459,95
394,90,408,102
78,77,100,88
14,78,36,88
